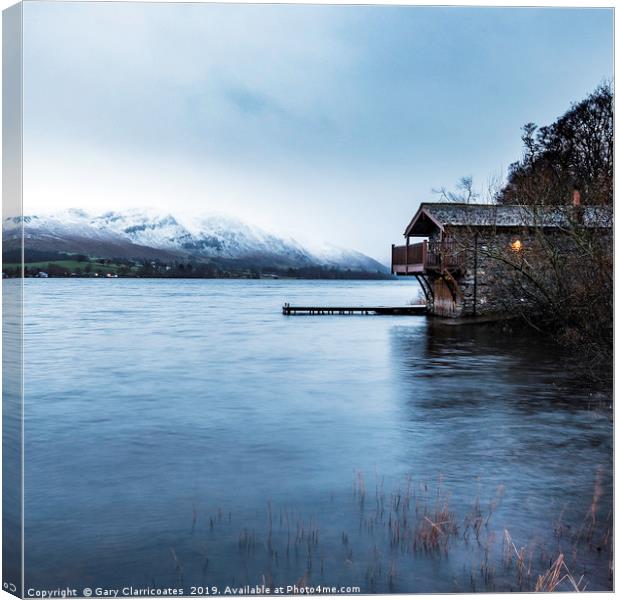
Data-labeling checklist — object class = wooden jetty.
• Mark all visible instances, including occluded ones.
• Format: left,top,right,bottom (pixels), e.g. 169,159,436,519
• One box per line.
282,303,426,316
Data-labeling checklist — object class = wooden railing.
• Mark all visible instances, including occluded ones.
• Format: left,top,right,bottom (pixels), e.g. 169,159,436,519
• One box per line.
391,244,408,267
392,240,462,273
427,241,461,270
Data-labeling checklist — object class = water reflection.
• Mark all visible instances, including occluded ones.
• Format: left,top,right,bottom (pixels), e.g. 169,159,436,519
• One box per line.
392,319,610,412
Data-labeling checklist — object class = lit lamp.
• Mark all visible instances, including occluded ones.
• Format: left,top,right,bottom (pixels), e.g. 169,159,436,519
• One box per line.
511,239,523,252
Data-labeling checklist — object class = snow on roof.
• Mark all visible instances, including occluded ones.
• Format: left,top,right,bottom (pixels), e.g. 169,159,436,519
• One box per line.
404,203,612,236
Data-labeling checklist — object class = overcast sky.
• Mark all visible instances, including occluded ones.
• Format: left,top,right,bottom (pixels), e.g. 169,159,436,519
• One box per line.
23,2,613,262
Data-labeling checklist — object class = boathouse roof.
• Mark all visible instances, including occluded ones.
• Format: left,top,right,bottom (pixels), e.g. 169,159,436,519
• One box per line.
404,202,612,236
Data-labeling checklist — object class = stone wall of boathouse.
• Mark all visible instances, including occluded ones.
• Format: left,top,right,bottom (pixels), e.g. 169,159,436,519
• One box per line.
428,226,545,319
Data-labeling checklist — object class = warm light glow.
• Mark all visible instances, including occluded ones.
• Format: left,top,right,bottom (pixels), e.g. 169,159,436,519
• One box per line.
511,240,523,252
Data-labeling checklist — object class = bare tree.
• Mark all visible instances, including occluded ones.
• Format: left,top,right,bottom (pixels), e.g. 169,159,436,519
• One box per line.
432,176,479,204
482,170,505,204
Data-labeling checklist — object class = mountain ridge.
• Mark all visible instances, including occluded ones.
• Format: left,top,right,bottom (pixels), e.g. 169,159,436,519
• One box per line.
3,208,389,274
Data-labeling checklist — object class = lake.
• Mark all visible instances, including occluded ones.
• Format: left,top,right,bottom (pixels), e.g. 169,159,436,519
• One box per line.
17,279,612,593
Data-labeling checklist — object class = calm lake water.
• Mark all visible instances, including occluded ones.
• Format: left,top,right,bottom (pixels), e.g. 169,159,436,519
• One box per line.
19,279,612,593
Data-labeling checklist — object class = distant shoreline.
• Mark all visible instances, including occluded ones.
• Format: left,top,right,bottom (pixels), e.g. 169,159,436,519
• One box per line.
3,273,396,281
2,255,393,281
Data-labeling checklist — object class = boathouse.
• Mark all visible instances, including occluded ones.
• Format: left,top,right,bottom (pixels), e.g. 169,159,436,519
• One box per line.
391,202,612,318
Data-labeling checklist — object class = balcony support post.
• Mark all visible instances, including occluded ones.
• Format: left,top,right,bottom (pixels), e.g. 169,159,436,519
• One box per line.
406,236,410,274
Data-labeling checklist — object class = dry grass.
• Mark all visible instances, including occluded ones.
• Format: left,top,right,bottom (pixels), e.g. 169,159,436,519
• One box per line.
502,529,532,588
187,470,610,593
534,553,586,592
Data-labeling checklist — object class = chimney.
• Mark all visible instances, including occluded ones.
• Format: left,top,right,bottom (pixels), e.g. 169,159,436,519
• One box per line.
572,187,581,207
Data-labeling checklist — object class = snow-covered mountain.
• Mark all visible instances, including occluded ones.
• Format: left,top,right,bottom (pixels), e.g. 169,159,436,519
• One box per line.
3,208,388,273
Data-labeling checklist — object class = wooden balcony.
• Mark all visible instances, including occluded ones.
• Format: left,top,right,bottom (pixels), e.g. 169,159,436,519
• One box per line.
391,241,462,275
